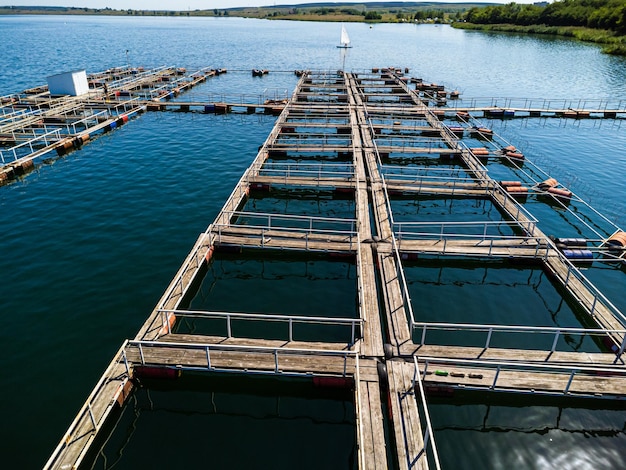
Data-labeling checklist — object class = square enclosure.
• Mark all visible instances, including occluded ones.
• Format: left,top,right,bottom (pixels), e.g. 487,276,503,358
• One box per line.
404,258,602,352
89,375,357,469
180,253,359,343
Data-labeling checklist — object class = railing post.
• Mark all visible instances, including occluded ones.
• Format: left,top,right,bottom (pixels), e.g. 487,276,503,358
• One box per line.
617,337,626,358
423,427,431,452
289,318,293,342
227,314,232,338
551,330,561,352
138,343,145,364
87,403,97,430
564,370,576,394
274,350,279,372
122,349,130,376
490,366,500,390
206,346,211,369
421,325,427,346
485,328,493,349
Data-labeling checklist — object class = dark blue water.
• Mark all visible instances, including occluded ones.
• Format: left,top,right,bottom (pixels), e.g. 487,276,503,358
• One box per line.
1,15,626,468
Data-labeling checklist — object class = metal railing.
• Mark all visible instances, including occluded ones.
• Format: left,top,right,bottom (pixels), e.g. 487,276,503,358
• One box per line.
412,356,442,470
127,339,356,377
0,128,63,164
417,356,626,397
380,165,487,181
394,221,540,242
217,209,356,234
251,161,355,183
157,308,363,344
412,321,626,356
548,247,626,326
446,97,626,113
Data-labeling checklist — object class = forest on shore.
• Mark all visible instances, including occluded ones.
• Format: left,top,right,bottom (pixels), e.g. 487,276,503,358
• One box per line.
457,0,626,55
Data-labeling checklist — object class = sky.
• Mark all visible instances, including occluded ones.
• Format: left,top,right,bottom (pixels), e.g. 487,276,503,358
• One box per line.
7,1,531,11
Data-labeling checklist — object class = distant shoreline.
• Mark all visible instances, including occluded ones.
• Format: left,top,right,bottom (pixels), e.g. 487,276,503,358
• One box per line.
2,4,623,55
454,22,626,56
0,3,478,23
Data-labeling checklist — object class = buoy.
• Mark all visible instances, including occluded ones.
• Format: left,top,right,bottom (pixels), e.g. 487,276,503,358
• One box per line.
56,139,74,156
312,376,354,389
470,147,489,156
471,127,493,138
538,178,558,190
555,237,587,247
424,385,454,397
504,151,524,160
562,249,593,260
500,180,522,187
249,182,271,192
114,379,134,407
448,126,464,136
205,246,215,263
505,185,529,194
548,187,573,199
215,103,231,114
158,312,176,336
606,231,626,249
333,187,355,197
133,365,181,380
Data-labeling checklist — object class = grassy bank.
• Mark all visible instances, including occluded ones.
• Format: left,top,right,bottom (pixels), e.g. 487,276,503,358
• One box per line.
453,22,626,56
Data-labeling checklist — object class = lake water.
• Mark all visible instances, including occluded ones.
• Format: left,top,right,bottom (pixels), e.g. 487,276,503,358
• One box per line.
1,15,626,469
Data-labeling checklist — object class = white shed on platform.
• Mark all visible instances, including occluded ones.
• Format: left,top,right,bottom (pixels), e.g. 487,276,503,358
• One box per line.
46,70,89,96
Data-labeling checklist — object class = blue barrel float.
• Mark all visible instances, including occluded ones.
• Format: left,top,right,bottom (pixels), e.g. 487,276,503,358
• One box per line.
562,249,593,260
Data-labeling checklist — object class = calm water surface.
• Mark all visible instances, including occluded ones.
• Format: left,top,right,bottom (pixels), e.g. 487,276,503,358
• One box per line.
1,15,626,468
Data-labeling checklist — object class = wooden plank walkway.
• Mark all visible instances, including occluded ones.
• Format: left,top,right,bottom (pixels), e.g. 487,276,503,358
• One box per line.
358,374,389,469
414,357,626,398
387,360,428,470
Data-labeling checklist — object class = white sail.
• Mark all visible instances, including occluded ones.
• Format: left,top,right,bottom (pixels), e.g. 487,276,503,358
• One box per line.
339,25,351,48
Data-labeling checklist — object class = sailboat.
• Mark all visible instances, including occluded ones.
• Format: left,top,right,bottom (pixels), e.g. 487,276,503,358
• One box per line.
337,24,352,49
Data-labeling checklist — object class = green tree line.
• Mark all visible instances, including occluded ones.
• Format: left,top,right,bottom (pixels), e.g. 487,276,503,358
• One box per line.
464,0,626,34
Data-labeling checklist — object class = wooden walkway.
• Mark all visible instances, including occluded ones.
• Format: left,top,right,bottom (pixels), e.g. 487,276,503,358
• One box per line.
45,67,626,470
